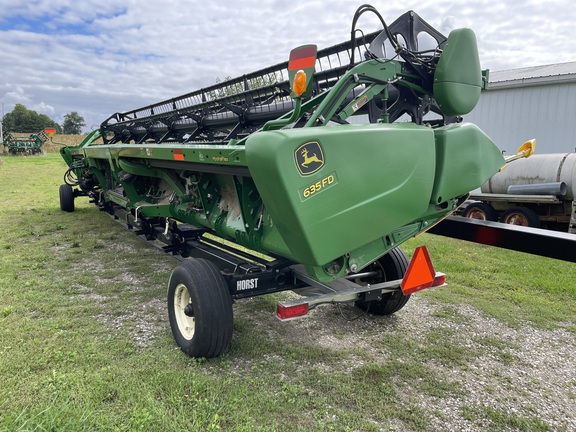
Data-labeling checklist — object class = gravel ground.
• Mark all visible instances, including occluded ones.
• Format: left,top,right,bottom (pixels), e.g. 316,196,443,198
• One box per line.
391,296,576,431
90,265,576,431
237,293,576,431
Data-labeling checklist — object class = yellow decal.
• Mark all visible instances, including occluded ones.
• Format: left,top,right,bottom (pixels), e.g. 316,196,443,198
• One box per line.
212,156,229,162
352,95,369,113
295,141,324,175
300,172,337,200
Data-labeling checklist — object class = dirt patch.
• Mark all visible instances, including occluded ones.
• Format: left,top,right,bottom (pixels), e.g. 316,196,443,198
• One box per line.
95,298,167,348
70,256,170,349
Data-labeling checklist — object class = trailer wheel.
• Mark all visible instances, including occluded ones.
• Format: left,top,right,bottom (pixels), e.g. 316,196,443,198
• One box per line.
167,259,233,358
59,184,75,212
500,206,540,228
463,202,498,221
354,247,411,315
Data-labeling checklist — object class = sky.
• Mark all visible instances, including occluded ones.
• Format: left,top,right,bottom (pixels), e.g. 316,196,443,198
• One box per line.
1,0,575,132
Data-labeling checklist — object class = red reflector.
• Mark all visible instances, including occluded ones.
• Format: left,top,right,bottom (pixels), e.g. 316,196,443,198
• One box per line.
288,45,317,70
401,246,436,295
289,56,316,71
277,303,309,320
433,273,446,287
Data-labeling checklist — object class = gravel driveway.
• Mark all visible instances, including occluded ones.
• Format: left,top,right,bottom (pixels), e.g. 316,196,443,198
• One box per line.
237,293,576,431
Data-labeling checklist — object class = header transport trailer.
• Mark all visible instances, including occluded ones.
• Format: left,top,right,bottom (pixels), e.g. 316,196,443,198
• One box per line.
59,6,532,358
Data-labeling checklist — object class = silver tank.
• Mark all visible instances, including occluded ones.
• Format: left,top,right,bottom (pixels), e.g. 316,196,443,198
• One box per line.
481,153,576,200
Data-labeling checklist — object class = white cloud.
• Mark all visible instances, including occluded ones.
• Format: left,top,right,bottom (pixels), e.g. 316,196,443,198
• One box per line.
1,0,575,131
3,86,32,106
439,16,456,34
32,101,55,115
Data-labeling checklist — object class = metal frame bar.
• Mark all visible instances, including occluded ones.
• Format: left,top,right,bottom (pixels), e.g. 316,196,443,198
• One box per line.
428,216,576,263
102,202,309,299
99,201,439,307
281,269,446,310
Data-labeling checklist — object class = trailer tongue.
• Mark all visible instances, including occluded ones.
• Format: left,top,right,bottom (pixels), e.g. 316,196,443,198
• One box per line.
59,6,528,358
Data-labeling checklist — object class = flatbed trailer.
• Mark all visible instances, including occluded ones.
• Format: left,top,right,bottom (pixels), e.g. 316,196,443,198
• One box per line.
429,215,576,263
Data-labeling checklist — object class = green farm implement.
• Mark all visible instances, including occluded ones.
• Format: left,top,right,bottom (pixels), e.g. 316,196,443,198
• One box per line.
2,130,49,155
59,6,530,358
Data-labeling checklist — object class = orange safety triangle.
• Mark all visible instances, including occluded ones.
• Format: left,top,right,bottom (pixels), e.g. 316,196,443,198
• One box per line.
401,246,436,295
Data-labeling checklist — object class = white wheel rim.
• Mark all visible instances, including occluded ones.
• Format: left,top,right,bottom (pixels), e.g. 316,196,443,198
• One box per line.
506,213,528,226
468,209,487,220
174,283,195,340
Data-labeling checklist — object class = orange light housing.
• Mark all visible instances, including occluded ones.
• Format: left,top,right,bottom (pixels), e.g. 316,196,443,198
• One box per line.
292,70,307,97
44,128,56,137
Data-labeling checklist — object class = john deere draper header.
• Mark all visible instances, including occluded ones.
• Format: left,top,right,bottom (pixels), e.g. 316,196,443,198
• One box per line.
59,6,530,358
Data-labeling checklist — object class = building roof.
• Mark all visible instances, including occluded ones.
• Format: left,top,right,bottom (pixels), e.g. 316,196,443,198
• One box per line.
489,62,576,89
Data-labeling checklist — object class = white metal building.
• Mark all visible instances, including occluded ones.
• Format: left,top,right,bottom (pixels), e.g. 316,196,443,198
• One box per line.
464,62,576,155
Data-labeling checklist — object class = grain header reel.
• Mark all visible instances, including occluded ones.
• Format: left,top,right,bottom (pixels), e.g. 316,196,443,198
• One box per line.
59,6,519,358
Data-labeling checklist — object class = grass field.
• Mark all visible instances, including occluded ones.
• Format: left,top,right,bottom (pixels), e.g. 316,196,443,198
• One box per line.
1,150,575,431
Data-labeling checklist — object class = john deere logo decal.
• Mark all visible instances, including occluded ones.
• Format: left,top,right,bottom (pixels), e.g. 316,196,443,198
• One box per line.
295,141,324,176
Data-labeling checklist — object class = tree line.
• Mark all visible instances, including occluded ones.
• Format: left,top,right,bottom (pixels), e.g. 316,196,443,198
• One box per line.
2,104,86,134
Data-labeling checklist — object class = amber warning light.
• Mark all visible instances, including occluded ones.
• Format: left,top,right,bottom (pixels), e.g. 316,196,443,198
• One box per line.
288,44,316,98
292,70,307,97
44,128,56,138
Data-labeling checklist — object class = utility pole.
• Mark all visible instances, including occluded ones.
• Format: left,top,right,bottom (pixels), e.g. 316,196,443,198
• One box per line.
0,103,4,144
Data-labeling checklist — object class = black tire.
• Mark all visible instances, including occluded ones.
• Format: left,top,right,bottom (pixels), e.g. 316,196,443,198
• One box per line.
463,202,498,221
354,247,411,315
59,184,75,212
167,259,233,358
500,206,540,228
